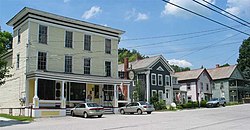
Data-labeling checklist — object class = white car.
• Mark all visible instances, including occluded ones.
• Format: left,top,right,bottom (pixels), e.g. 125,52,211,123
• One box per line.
206,98,226,108
71,102,104,118
119,101,155,115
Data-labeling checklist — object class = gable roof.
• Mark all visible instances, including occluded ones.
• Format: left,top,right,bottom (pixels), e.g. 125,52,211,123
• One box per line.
207,65,237,80
118,55,174,73
174,68,205,81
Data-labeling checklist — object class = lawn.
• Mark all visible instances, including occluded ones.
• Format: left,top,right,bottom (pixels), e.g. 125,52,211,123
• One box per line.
0,114,34,122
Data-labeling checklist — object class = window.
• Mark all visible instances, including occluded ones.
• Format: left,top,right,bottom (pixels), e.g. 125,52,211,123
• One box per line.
105,39,111,54
213,83,215,89
70,82,86,101
152,90,157,97
84,58,91,74
200,82,203,90
84,35,91,51
39,25,47,44
94,85,99,98
158,74,163,86
220,82,224,89
188,96,192,101
166,90,169,98
118,72,125,79
65,55,72,73
17,29,21,44
187,83,191,90
38,52,47,70
105,61,111,77
78,104,86,108
65,31,73,48
38,79,55,100
172,77,177,85
206,83,209,91
151,73,156,85
158,91,163,100
165,75,170,86
16,54,20,69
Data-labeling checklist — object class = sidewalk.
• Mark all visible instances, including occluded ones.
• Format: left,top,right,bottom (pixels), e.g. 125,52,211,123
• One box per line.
0,117,13,121
0,117,29,127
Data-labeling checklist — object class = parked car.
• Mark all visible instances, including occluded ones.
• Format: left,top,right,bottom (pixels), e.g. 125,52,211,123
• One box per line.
71,102,104,118
206,98,226,108
119,101,155,115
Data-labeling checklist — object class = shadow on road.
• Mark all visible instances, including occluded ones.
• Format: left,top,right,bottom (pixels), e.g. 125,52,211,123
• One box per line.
0,120,30,127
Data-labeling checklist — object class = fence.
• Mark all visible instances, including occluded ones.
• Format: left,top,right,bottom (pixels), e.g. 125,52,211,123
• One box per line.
0,106,33,117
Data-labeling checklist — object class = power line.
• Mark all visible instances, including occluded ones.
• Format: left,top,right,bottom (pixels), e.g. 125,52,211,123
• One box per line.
161,0,250,36
193,0,250,29
221,50,238,64
202,0,250,25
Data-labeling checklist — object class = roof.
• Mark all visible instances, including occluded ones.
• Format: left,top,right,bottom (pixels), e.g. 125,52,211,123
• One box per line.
207,65,237,80
7,7,124,35
174,69,205,81
118,55,174,73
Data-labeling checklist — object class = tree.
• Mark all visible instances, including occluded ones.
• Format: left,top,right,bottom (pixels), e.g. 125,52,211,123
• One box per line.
132,80,143,102
237,37,250,79
170,65,190,72
220,63,230,67
118,48,148,64
0,30,12,85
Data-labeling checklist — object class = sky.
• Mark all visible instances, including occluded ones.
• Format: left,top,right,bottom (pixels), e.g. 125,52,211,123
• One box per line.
0,0,250,69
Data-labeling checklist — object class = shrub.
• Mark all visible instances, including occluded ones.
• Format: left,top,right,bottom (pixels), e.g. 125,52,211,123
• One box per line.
176,105,183,110
200,100,207,107
154,100,166,110
182,101,198,109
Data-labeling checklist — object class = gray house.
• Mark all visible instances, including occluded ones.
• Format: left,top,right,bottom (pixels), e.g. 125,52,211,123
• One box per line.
208,65,250,103
118,55,175,105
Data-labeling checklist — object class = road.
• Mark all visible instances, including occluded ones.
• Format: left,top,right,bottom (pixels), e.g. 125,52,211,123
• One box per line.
1,104,250,130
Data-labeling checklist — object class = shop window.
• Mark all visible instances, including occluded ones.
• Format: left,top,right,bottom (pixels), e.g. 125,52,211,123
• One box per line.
94,85,99,98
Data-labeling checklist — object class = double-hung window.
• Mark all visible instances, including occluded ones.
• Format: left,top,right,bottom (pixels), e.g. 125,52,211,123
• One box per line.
206,83,209,91
65,55,72,73
151,73,156,85
84,35,91,51
65,31,73,48
39,25,47,44
187,83,191,90
84,58,91,74
165,75,170,86
158,74,163,86
16,54,20,69
38,52,47,70
105,39,111,54
17,29,21,44
105,61,111,77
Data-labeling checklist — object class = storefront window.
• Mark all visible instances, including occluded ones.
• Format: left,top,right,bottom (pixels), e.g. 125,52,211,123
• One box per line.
103,85,114,101
38,79,55,100
70,82,86,101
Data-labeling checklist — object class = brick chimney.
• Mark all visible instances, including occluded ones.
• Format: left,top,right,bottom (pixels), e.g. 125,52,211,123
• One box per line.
216,64,220,68
124,57,129,79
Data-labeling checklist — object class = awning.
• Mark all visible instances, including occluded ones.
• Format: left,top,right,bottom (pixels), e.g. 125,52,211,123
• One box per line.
26,71,131,85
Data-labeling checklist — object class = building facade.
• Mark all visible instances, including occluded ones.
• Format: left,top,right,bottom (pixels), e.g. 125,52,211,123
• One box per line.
0,7,130,117
118,55,175,105
175,69,213,102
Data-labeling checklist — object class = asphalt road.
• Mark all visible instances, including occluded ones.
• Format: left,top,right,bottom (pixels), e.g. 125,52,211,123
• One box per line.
1,104,250,130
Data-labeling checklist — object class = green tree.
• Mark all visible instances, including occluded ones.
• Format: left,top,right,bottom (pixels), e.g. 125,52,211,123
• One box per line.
170,65,190,72
0,30,12,85
237,37,250,79
118,48,148,64
220,63,230,67
132,80,143,102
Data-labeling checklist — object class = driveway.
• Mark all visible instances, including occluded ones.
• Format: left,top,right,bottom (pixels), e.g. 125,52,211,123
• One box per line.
1,104,250,130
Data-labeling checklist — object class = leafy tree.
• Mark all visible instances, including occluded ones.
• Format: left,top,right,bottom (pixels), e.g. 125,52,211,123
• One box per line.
0,30,12,85
132,80,144,102
118,48,148,64
220,63,230,67
237,37,250,79
170,65,190,72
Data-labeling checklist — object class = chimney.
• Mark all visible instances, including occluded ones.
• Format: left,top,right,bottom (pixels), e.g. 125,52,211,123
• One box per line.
216,64,220,68
124,57,129,79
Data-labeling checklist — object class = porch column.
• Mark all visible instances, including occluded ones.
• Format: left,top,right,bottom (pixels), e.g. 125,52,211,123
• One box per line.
114,84,118,107
61,81,66,108
146,72,150,102
33,78,39,108
127,84,131,102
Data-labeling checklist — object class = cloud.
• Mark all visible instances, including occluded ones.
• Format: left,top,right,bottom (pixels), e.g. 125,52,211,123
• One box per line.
225,0,250,16
161,0,215,17
125,8,149,21
168,59,193,67
82,6,102,20
63,0,70,3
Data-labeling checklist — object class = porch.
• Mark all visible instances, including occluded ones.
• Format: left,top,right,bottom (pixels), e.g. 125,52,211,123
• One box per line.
25,71,131,117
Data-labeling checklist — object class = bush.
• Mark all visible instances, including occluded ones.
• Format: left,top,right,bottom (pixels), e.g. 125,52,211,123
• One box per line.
182,101,198,109
154,100,166,110
176,105,183,110
200,100,207,107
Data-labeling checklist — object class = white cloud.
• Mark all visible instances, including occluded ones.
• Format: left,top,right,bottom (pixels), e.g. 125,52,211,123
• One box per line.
161,0,215,17
82,6,102,20
168,59,193,67
225,0,250,16
63,0,70,3
125,8,149,21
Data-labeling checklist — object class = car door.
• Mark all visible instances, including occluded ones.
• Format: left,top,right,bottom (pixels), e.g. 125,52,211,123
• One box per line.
79,104,86,116
131,103,139,113
74,105,80,115
125,103,133,113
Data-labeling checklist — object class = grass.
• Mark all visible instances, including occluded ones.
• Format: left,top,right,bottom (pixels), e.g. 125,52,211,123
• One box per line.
0,114,34,122
225,102,243,106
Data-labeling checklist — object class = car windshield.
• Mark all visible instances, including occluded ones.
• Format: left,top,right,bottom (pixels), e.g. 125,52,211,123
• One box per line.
211,98,219,101
139,101,150,105
87,103,100,107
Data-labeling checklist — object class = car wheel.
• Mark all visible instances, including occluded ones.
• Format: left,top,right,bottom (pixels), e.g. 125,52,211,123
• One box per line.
147,112,152,114
217,103,220,107
83,112,88,118
137,109,143,115
222,103,225,107
98,115,103,118
120,109,125,114
71,111,75,117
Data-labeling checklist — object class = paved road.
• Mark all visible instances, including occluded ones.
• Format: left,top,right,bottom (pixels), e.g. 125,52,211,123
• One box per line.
1,104,250,130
